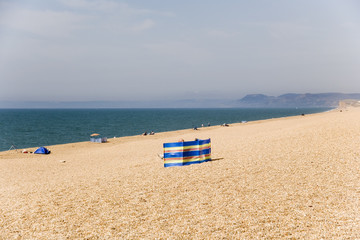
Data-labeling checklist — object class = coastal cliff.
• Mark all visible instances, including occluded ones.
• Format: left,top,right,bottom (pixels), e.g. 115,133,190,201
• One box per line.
339,99,360,108
237,93,360,108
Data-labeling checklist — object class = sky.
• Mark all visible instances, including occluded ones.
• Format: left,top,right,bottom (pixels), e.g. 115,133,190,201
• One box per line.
1,0,360,102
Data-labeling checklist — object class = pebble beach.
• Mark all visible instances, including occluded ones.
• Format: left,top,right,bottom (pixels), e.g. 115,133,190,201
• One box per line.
0,107,359,239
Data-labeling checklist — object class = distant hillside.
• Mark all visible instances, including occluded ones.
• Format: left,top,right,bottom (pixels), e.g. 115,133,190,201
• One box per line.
237,93,360,108
2,93,360,108
339,99,360,108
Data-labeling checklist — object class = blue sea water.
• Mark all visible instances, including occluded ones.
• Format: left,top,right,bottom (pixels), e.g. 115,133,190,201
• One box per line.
0,108,331,152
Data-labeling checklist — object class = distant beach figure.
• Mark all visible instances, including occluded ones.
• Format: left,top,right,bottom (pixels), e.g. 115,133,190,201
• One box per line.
150,131,155,135
193,126,198,130
142,131,148,136
201,124,204,127
222,123,229,127
208,123,210,127
178,138,184,142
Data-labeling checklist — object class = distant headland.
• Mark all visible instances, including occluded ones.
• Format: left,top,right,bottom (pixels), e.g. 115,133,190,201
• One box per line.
1,92,360,108
236,93,360,108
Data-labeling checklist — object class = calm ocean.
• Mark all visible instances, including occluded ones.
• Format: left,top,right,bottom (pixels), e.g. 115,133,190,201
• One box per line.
0,108,331,152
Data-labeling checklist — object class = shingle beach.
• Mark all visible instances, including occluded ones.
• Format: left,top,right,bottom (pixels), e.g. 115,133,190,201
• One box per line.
1,107,359,239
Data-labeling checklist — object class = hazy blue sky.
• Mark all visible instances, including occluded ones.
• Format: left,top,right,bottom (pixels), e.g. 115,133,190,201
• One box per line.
1,0,360,102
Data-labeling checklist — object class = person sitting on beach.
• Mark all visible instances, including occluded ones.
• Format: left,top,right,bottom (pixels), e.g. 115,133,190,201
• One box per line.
150,131,155,135
193,126,198,130
142,131,148,136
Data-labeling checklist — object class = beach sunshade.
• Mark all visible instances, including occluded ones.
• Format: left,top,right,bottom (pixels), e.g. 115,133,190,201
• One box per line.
90,133,100,137
34,147,51,154
163,138,211,167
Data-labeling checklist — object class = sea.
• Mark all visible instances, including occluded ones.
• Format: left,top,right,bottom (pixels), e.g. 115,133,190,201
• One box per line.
0,108,331,152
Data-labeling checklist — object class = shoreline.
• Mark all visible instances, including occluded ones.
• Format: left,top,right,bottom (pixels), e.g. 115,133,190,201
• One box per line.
1,107,359,238
1,107,334,154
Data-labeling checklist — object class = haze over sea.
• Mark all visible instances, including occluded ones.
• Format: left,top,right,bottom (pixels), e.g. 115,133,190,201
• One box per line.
0,108,331,152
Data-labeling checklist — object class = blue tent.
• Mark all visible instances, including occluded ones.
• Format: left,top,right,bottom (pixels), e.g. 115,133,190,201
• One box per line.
34,147,51,154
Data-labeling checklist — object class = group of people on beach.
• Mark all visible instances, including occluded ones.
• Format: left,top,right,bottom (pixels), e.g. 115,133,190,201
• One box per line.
142,131,155,136
193,123,211,130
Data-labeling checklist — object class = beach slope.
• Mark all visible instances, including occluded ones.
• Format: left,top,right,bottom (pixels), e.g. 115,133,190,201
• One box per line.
1,108,359,239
